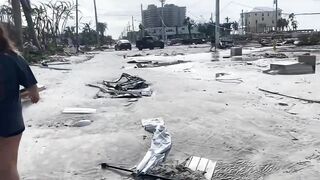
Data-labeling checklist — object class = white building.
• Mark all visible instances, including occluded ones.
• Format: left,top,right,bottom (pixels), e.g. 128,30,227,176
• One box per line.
243,7,282,33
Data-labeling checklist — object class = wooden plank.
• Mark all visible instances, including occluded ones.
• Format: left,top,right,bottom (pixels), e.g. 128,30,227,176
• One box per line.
62,108,96,114
187,156,201,171
197,158,210,172
204,160,217,180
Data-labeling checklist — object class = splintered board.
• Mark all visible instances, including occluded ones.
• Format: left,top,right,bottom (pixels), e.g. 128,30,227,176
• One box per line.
62,108,97,114
185,156,217,180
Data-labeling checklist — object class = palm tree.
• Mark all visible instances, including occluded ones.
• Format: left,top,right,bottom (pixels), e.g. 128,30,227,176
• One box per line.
11,0,23,51
289,13,298,31
20,0,41,50
183,17,195,40
97,22,107,37
232,21,239,34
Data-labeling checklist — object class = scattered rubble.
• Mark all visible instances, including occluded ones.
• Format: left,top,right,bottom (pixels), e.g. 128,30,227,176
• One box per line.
185,156,216,180
150,164,207,180
263,53,288,59
135,60,189,68
87,73,152,98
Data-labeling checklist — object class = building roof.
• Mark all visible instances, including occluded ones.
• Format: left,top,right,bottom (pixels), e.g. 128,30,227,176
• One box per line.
250,7,282,12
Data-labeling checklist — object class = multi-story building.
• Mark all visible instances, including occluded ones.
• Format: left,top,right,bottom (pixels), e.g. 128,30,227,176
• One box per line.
243,7,282,33
140,4,204,40
142,4,186,29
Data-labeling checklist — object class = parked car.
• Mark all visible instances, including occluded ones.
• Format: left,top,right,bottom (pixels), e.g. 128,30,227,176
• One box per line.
115,40,132,51
219,39,234,49
136,36,164,50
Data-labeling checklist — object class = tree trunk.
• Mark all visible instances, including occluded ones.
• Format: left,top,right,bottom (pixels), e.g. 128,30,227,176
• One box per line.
20,1,42,50
11,0,23,51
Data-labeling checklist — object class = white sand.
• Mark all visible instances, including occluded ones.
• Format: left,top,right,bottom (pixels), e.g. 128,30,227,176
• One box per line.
19,45,320,180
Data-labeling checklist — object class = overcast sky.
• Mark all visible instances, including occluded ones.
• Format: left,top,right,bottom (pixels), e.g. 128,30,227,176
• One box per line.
1,0,320,38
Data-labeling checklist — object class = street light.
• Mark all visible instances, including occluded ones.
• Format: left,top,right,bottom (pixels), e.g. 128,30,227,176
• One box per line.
159,0,166,41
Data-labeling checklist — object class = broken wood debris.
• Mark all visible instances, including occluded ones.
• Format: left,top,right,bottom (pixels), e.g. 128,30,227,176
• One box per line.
100,163,173,180
259,88,320,104
87,73,152,98
263,53,288,59
150,164,207,180
185,156,217,180
128,60,189,68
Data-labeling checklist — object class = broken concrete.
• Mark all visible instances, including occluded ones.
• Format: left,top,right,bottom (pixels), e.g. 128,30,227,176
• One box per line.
231,47,243,56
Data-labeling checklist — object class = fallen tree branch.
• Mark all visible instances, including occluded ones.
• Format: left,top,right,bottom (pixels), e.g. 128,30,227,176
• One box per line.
259,88,320,104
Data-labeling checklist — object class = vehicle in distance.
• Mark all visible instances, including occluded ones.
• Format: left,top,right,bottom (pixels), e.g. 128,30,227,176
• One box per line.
115,40,132,51
136,36,164,50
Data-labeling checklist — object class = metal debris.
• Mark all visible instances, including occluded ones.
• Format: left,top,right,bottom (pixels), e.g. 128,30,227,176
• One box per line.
87,73,152,98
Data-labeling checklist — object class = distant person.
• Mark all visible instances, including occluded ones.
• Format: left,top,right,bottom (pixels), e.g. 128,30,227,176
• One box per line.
210,36,215,51
0,26,39,180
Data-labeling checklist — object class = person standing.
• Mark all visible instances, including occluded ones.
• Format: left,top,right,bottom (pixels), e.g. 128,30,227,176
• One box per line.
0,25,39,180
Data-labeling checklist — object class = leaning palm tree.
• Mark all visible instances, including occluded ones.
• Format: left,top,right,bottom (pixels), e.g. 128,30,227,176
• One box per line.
11,0,23,51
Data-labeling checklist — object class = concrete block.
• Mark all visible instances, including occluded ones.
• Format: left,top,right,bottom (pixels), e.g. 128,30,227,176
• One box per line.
231,47,242,56
298,55,316,71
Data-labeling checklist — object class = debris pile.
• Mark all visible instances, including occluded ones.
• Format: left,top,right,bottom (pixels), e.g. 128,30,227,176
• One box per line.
87,73,152,98
263,53,288,59
128,60,189,68
150,164,207,180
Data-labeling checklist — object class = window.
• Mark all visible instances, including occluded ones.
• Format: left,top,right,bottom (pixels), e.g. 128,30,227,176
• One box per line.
255,13,257,16
272,20,274,24
249,22,250,24
279,13,281,16
262,17,264,21
268,13,270,16
262,13,264,16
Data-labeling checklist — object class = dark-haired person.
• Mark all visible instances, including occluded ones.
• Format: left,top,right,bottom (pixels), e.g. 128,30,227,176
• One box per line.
0,26,40,180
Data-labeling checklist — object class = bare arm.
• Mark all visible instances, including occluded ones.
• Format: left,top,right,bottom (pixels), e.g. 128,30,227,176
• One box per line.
27,85,40,104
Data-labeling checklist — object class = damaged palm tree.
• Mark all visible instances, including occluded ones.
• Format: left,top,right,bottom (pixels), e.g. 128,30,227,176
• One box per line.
87,73,152,98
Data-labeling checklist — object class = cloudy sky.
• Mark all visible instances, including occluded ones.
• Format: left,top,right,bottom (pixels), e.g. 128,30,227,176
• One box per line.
1,0,320,38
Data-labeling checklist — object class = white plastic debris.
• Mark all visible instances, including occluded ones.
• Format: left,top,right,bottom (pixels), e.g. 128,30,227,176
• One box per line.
136,119,172,175
141,118,165,133
62,108,97,114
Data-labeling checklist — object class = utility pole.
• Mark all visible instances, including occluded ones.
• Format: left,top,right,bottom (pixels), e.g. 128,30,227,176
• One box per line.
76,0,79,52
215,0,220,50
275,0,278,31
241,9,244,35
132,16,135,32
160,0,166,41
93,0,100,47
